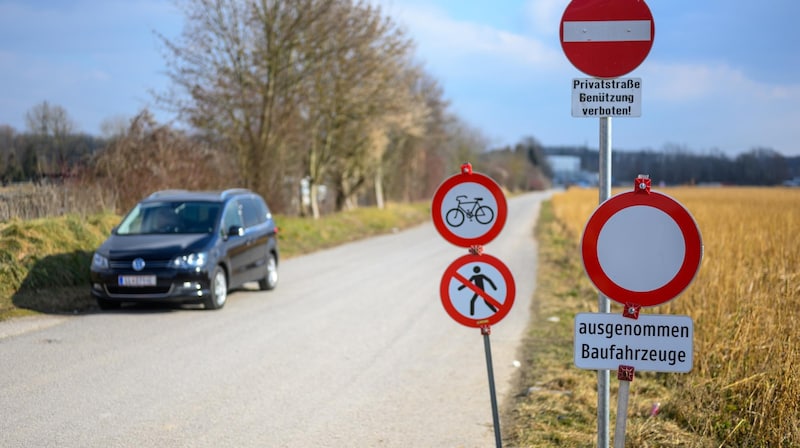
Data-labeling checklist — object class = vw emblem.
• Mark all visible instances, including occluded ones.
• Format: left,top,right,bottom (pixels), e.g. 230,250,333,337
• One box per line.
132,258,146,271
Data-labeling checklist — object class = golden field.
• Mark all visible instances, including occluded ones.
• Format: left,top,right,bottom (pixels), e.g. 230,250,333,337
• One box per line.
548,186,800,446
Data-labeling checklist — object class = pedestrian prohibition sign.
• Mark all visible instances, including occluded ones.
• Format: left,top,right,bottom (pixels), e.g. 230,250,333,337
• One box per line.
440,253,515,328
431,165,507,247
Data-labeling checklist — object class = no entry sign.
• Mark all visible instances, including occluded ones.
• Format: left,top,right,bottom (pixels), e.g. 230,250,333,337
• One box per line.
581,188,703,307
431,165,507,247
440,253,515,328
560,0,655,79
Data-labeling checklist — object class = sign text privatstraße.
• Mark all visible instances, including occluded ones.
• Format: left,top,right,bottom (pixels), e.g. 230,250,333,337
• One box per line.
572,78,642,118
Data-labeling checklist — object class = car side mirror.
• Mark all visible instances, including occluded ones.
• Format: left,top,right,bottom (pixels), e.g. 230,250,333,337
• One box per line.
227,225,244,238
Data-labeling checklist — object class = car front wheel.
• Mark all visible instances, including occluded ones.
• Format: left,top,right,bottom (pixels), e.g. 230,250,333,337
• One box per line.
205,266,228,310
258,253,278,291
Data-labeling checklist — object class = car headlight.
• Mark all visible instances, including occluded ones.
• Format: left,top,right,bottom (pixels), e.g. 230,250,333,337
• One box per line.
171,252,208,269
92,253,109,270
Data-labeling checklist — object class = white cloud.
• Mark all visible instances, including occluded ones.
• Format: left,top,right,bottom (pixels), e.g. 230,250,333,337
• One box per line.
524,0,570,37
385,1,563,78
642,61,800,105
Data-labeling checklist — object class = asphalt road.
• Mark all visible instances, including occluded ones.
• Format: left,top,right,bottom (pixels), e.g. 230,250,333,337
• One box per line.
0,191,551,448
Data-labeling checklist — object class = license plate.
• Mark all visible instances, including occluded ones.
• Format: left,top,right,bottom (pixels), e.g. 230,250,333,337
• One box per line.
118,275,157,287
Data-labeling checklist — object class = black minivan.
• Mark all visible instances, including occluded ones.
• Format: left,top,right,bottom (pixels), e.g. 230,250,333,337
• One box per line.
90,189,279,310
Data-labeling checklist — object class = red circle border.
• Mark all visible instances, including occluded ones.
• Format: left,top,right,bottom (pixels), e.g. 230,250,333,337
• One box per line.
431,172,508,247
581,191,703,307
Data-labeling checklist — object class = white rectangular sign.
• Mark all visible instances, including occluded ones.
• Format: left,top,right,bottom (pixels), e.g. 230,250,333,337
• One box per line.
571,78,641,118
574,313,693,373
562,21,652,42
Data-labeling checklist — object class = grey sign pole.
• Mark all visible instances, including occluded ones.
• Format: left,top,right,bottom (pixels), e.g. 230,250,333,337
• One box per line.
597,116,613,448
481,325,503,448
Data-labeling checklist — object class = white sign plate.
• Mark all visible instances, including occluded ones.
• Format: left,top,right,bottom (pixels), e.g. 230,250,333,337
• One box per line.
572,78,641,118
574,313,693,373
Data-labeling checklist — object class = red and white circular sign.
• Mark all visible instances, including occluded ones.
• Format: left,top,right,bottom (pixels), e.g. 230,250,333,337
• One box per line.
431,167,507,247
581,190,702,307
440,253,515,328
560,0,655,79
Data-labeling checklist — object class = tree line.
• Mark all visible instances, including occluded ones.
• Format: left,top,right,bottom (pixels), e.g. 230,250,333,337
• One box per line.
546,145,800,187
1,0,551,217
2,0,794,219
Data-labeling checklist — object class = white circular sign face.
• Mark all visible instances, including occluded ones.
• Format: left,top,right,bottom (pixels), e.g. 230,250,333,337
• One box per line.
596,205,684,292
432,169,508,247
581,190,703,307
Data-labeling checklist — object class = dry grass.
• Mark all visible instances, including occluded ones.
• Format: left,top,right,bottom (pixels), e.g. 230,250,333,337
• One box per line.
504,198,713,447
507,186,800,447
0,194,430,319
660,187,800,447
0,182,115,221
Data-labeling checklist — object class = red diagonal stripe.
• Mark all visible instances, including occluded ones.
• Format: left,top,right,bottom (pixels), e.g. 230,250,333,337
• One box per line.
452,271,503,310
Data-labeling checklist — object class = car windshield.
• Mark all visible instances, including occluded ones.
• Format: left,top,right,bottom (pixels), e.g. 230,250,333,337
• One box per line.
116,201,221,235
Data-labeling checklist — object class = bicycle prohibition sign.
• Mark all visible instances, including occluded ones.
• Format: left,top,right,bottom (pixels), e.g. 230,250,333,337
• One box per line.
432,164,507,247
446,195,495,227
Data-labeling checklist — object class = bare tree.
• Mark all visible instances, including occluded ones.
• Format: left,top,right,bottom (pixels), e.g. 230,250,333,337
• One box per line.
299,0,423,215
24,101,77,176
155,0,499,217
157,0,343,212
381,72,451,203
25,101,76,138
100,115,132,139
0,125,15,183
82,110,237,212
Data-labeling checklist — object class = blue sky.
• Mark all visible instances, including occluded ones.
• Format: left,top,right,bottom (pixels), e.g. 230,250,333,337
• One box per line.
1,0,798,156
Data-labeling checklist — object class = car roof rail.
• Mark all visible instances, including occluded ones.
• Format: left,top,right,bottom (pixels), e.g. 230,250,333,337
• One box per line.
147,189,189,198
221,188,251,198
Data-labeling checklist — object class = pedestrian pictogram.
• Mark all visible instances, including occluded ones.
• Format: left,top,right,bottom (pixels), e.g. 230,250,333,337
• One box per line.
440,253,515,328
458,265,498,315
432,165,507,247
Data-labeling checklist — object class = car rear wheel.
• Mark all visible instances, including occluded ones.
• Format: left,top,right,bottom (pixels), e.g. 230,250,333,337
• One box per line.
205,266,228,310
258,253,278,291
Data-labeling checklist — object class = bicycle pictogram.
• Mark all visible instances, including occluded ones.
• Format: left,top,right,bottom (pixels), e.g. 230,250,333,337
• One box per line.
445,195,495,227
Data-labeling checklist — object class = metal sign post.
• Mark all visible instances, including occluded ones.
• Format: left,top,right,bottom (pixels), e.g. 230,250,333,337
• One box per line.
577,176,703,447
433,163,513,448
560,0,656,439
597,116,613,448
614,365,635,448
481,324,503,448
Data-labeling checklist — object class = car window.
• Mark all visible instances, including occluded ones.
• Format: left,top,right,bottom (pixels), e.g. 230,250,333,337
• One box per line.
240,197,265,228
176,202,221,233
117,204,144,234
117,203,179,235
117,201,221,235
222,201,243,231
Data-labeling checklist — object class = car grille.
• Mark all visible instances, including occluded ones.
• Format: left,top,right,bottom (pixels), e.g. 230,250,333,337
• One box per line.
109,259,173,270
105,285,172,295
